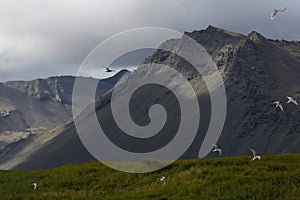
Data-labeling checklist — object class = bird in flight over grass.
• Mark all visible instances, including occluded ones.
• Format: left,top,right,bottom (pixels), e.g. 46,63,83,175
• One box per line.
287,96,298,106
160,176,166,186
249,148,261,161
33,183,38,190
271,8,287,19
273,101,284,111
211,144,222,156
105,67,115,72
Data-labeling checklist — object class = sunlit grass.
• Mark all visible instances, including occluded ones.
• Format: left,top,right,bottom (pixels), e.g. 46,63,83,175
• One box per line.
1,154,300,199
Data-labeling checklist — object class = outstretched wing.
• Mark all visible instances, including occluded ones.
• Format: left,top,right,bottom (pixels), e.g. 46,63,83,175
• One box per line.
279,104,284,111
279,8,287,12
249,148,256,156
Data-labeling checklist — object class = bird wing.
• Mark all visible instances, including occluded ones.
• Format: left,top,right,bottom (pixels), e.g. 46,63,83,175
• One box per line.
249,148,256,156
279,104,284,111
291,99,298,105
279,8,287,12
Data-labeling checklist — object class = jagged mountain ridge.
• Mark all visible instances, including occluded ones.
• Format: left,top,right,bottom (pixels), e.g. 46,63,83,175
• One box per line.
3,26,300,170
176,27,300,155
0,70,128,131
3,71,128,106
0,70,128,157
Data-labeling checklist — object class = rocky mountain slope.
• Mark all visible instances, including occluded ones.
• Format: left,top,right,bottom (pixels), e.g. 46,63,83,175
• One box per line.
3,26,300,170
0,70,128,156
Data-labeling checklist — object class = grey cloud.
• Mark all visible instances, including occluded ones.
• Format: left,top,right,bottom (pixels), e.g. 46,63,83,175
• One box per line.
0,0,299,82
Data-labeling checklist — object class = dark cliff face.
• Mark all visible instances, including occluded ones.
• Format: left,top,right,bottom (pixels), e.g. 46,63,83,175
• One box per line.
144,26,300,155
7,26,300,170
97,26,300,156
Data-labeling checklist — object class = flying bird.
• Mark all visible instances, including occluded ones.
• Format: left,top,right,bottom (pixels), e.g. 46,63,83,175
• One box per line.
271,8,287,19
160,176,166,186
211,144,222,156
105,67,115,72
33,183,38,190
273,101,284,111
249,148,261,161
287,96,298,106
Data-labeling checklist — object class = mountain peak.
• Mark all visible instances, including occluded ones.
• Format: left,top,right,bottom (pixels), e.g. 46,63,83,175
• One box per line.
204,25,245,37
206,25,223,32
184,25,244,39
247,31,266,43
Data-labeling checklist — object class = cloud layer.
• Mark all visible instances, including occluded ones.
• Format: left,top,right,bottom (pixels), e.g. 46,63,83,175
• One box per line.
0,0,299,81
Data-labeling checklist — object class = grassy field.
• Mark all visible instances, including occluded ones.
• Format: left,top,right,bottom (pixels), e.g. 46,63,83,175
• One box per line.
1,154,300,200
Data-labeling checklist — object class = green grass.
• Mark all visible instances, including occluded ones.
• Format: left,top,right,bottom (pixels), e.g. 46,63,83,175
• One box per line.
1,154,300,199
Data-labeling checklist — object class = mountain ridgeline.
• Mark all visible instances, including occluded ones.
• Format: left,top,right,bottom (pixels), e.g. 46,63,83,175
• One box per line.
0,71,129,168
2,26,300,170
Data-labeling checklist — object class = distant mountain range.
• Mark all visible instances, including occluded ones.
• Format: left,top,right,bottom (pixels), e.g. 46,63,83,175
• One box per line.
0,70,128,168
1,25,300,170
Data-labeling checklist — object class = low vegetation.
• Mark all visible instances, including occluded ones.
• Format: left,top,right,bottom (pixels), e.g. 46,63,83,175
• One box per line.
1,154,300,199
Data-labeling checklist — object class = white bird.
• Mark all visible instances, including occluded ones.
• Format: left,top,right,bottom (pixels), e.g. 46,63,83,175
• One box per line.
249,148,261,161
160,176,166,186
211,144,222,156
287,96,298,106
273,101,284,111
33,183,38,190
271,8,287,19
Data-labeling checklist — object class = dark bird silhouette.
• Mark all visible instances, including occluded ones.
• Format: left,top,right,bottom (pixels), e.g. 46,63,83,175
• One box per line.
105,67,115,72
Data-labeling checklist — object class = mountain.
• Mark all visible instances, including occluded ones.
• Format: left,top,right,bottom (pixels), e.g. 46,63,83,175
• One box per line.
0,70,128,158
2,70,129,107
3,25,300,170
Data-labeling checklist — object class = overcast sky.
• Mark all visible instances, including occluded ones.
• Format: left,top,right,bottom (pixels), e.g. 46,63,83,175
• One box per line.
0,0,299,82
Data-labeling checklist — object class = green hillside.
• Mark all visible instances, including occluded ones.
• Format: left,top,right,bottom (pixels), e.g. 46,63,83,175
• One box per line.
1,154,300,200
